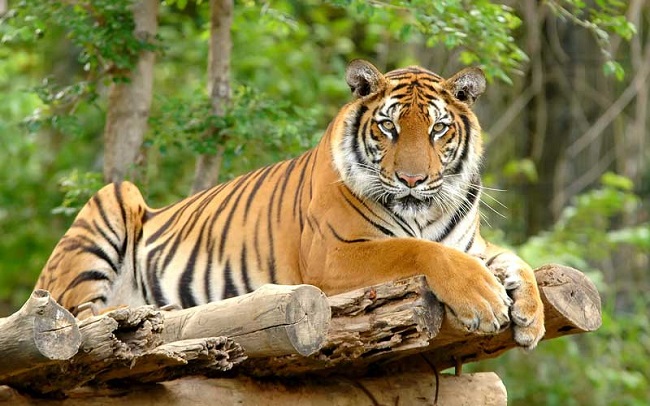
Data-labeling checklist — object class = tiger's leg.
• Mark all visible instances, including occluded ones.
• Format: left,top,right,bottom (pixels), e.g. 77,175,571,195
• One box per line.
483,243,545,349
35,182,147,318
306,239,512,336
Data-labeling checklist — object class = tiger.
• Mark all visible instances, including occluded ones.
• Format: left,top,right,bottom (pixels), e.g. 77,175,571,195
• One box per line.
36,59,545,349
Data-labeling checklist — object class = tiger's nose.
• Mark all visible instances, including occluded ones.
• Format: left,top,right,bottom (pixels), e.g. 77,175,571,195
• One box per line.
396,172,427,188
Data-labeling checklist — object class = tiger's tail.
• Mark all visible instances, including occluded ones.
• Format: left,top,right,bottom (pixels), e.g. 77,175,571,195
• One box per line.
35,182,147,317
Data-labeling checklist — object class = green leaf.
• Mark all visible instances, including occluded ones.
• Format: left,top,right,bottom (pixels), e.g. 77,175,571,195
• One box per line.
600,172,634,191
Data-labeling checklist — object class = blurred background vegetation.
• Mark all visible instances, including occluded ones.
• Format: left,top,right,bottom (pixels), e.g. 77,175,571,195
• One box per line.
0,0,648,404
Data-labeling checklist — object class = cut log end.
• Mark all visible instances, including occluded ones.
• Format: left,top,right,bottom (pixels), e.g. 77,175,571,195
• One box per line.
33,291,82,361
536,264,602,333
283,284,332,356
0,289,80,380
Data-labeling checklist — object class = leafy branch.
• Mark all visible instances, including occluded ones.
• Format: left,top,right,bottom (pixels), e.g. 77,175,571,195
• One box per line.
544,0,636,80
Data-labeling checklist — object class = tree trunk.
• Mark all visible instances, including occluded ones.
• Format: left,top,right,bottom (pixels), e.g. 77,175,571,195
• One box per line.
191,0,233,194
103,0,159,183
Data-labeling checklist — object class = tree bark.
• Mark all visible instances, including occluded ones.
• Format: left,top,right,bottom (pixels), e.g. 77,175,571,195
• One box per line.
0,305,244,397
244,265,601,376
103,0,159,183
191,0,233,194
160,284,331,357
0,372,507,406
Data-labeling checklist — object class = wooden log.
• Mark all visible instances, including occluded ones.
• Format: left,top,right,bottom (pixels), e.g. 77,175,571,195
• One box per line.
244,275,442,375
0,264,599,398
0,289,80,379
244,264,601,376
0,305,165,396
418,264,602,371
0,372,507,405
161,284,331,357
92,336,246,385
0,304,245,397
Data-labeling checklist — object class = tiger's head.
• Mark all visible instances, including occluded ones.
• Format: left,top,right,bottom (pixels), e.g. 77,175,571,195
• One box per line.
331,59,486,222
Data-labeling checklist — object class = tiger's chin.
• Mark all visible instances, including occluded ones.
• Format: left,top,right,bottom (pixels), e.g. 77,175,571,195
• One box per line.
389,195,435,219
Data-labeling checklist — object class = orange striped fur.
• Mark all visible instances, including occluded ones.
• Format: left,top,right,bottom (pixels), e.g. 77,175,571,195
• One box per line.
36,60,544,348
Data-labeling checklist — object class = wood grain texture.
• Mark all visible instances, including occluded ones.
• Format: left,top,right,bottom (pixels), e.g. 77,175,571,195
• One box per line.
0,372,506,406
161,284,331,357
0,289,80,379
245,264,601,376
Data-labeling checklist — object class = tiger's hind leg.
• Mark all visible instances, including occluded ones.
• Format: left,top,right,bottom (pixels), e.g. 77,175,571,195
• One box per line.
35,182,148,318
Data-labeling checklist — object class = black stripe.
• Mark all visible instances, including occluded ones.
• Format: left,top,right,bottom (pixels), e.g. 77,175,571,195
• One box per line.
389,210,418,237
253,211,264,279
145,191,208,244
307,147,318,201
77,242,120,274
223,260,238,299
241,244,254,293
66,270,110,290
350,106,369,167
160,231,185,275
132,214,144,290
179,219,210,308
327,223,370,244
296,150,316,231
341,188,395,237
204,238,216,301
244,164,277,222
449,115,472,175
436,183,480,242
292,152,311,222
464,232,476,252
113,182,127,223
276,159,299,223
92,218,122,258
147,248,167,307
486,253,505,267
113,183,129,259
266,179,279,284
391,82,412,92
92,193,120,243
219,171,261,261
306,214,324,238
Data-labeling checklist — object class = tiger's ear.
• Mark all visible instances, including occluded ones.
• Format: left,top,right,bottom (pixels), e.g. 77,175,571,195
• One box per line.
445,67,486,106
346,59,385,98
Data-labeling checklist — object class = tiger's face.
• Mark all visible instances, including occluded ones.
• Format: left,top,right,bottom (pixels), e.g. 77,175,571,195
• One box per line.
333,60,487,221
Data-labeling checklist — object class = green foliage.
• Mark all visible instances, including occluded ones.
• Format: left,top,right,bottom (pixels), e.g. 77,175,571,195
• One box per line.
52,170,104,216
518,172,646,274
503,158,539,184
544,0,636,80
330,0,526,83
2,0,160,138
4,0,159,74
474,298,650,405
148,84,320,179
470,173,650,405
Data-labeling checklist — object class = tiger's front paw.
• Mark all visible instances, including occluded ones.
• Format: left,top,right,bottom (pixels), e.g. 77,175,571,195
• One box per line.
490,261,545,349
433,256,512,336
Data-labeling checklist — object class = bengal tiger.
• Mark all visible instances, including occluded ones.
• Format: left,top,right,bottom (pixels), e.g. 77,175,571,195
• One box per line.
36,60,545,349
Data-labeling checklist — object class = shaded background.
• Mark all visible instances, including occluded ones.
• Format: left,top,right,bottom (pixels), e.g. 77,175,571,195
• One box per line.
0,0,648,404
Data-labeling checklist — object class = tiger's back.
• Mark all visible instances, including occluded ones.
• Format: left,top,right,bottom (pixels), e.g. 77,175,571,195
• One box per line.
37,150,318,312
36,60,546,349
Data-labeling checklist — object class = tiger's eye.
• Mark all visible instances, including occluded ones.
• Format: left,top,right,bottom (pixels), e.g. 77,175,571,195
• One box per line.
433,123,446,133
380,120,395,131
